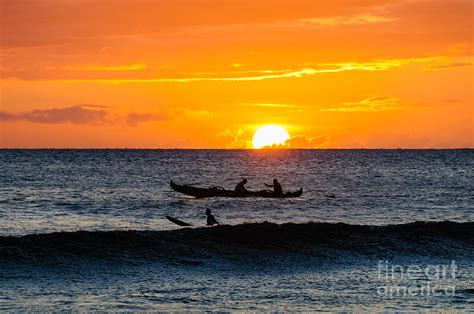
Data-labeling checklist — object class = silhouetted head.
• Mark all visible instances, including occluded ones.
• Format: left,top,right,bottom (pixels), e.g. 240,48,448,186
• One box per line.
242,178,247,184
205,208,211,215
273,179,278,184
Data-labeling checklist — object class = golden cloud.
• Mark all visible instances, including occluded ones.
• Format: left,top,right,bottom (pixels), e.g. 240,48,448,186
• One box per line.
321,97,406,112
299,15,396,27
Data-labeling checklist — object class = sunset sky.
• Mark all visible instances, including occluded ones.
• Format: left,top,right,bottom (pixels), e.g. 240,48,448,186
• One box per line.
1,0,473,148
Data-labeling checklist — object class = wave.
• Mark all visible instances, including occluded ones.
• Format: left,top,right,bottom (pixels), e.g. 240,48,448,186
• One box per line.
1,221,472,266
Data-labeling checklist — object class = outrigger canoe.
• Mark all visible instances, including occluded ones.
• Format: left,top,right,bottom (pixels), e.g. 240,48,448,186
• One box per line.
170,180,303,198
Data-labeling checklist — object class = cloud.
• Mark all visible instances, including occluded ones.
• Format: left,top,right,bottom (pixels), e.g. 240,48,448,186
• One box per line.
305,56,441,71
284,135,329,148
260,135,329,149
122,68,324,82
0,105,110,124
72,65,390,83
320,97,406,112
424,62,472,71
2,1,403,49
214,128,247,149
126,111,169,126
1,56,445,82
299,14,396,27
0,105,185,126
62,57,440,83
63,63,147,72
0,111,17,121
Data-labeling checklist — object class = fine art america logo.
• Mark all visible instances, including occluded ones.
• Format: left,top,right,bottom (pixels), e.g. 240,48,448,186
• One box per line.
377,260,457,297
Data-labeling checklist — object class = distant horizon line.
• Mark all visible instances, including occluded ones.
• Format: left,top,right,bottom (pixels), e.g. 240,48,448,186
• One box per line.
1,147,472,150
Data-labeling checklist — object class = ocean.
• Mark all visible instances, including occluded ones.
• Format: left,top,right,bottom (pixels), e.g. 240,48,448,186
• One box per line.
1,149,473,310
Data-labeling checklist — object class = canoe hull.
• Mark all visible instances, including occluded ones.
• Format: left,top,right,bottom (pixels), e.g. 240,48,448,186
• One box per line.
170,180,302,198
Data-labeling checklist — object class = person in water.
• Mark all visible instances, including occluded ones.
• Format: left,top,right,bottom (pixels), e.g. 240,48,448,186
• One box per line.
205,208,218,226
235,178,248,193
265,178,283,196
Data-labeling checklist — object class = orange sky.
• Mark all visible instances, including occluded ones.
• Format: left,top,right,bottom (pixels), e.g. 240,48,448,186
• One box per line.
1,0,473,148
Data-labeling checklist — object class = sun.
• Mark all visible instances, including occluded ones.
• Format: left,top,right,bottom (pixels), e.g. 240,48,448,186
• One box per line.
252,125,290,149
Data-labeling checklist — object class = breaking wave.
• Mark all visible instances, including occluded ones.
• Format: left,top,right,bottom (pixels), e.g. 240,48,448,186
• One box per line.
1,221,472,266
